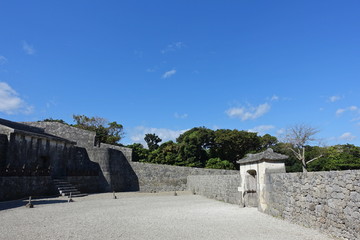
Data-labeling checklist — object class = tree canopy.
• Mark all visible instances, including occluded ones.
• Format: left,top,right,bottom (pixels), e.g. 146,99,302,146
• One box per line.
144,133,162,151
72,115,124,145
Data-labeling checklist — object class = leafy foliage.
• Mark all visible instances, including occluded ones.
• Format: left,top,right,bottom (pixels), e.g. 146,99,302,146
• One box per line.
134,127,282,170
144,133,162,151
308,144,360,171
72,115,124,145
42,118,68,125
205,158,235,170
127,143,149,162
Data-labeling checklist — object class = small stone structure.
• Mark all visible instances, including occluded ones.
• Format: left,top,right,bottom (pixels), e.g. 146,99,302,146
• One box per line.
237,148,288,210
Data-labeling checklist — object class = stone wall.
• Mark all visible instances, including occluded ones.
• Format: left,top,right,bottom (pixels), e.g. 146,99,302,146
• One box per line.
100,143,132,163
25,122,96,148
66,176,104,193
130,162,238,192
0,134,7,169
264,170,360,240
4,132,74,178
0,176,58,201
187,174,241,205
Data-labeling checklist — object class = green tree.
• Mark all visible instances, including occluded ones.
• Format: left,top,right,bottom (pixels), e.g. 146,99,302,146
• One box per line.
148,141,178,165
308,144,360,171
42,118,68,125
205,158,235,170
72,115,124,144
176,127,215,167
259,134,278,150
210,129,261,168
127,143,149,162
144,133,162,151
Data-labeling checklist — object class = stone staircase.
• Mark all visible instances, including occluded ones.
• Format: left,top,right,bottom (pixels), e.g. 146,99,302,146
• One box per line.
53,179,87,198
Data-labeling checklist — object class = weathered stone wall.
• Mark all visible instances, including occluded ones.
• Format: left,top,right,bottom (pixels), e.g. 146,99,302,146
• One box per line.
187,174,241,205
4,132,74,178
0,176,58,201
24,122,96,148
130,162,238,192
100,143,132,163
264,170,360,240
66,176,104,193
0,134,7,169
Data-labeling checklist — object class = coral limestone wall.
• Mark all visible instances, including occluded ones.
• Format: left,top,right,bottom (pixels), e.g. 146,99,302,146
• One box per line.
130,162,238,192
264,170,360,240
187,174,241,204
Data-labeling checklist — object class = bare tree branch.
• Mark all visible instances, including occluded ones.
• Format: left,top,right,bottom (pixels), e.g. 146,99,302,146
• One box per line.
306,155,323,164
284,124,321,172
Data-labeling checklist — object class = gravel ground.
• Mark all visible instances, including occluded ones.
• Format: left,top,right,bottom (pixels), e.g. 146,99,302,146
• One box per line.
0,192,335,240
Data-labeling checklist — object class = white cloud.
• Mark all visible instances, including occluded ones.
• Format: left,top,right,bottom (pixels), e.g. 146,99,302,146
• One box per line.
0,56,7,65
174,112,188,119
248,125,275,135
130,126,188,146
22,41,36,55
329,95,341,102
270,95,279,101
226,103,271,121
0,82,33,114
336,106,359,116
339,132,356,141
349,106,358,111
336,108,346,116
162,69,176,79
161,42,185,54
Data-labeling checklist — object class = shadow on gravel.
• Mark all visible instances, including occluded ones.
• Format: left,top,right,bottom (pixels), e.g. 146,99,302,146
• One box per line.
0,199,68,211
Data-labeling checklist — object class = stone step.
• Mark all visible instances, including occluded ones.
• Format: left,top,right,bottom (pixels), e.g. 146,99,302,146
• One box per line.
57,186,77,191
52,178,87,198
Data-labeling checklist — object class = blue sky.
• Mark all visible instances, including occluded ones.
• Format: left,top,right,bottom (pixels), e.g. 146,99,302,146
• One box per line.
0,0,359,146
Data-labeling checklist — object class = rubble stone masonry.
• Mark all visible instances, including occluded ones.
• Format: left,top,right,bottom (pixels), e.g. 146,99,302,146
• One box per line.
263,170,360,240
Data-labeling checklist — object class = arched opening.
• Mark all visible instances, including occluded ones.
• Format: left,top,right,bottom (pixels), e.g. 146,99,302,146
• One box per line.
244,169,258,207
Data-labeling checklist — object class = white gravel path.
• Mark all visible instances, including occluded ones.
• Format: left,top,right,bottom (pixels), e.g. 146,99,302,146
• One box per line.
0,192,335,240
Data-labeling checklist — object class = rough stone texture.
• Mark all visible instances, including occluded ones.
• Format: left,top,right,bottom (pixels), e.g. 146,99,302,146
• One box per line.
263,170,360,240
130,162,238,192
23,121,135,193
24,122,96,148
0,134,8,169
100,143,132,163
66,176,103,193
0,176,58,201
187,174,241,205
4,131,74,178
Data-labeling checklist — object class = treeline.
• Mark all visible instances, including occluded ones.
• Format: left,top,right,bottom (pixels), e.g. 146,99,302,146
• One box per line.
128,127,277,170
129,127,360,172
43,116,360,172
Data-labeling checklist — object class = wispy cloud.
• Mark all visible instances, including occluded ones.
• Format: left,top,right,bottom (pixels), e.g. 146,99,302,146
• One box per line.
339,132,357,141
174,112,188,119
162,69,176,79
329,95,341,102
129,126,188,147
0,82,33,114
161,42,185,54
336,106,359,116
248,125,275,135
226,103,271,121
0,56,8,65
22,41,36,55
270,95,279,101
